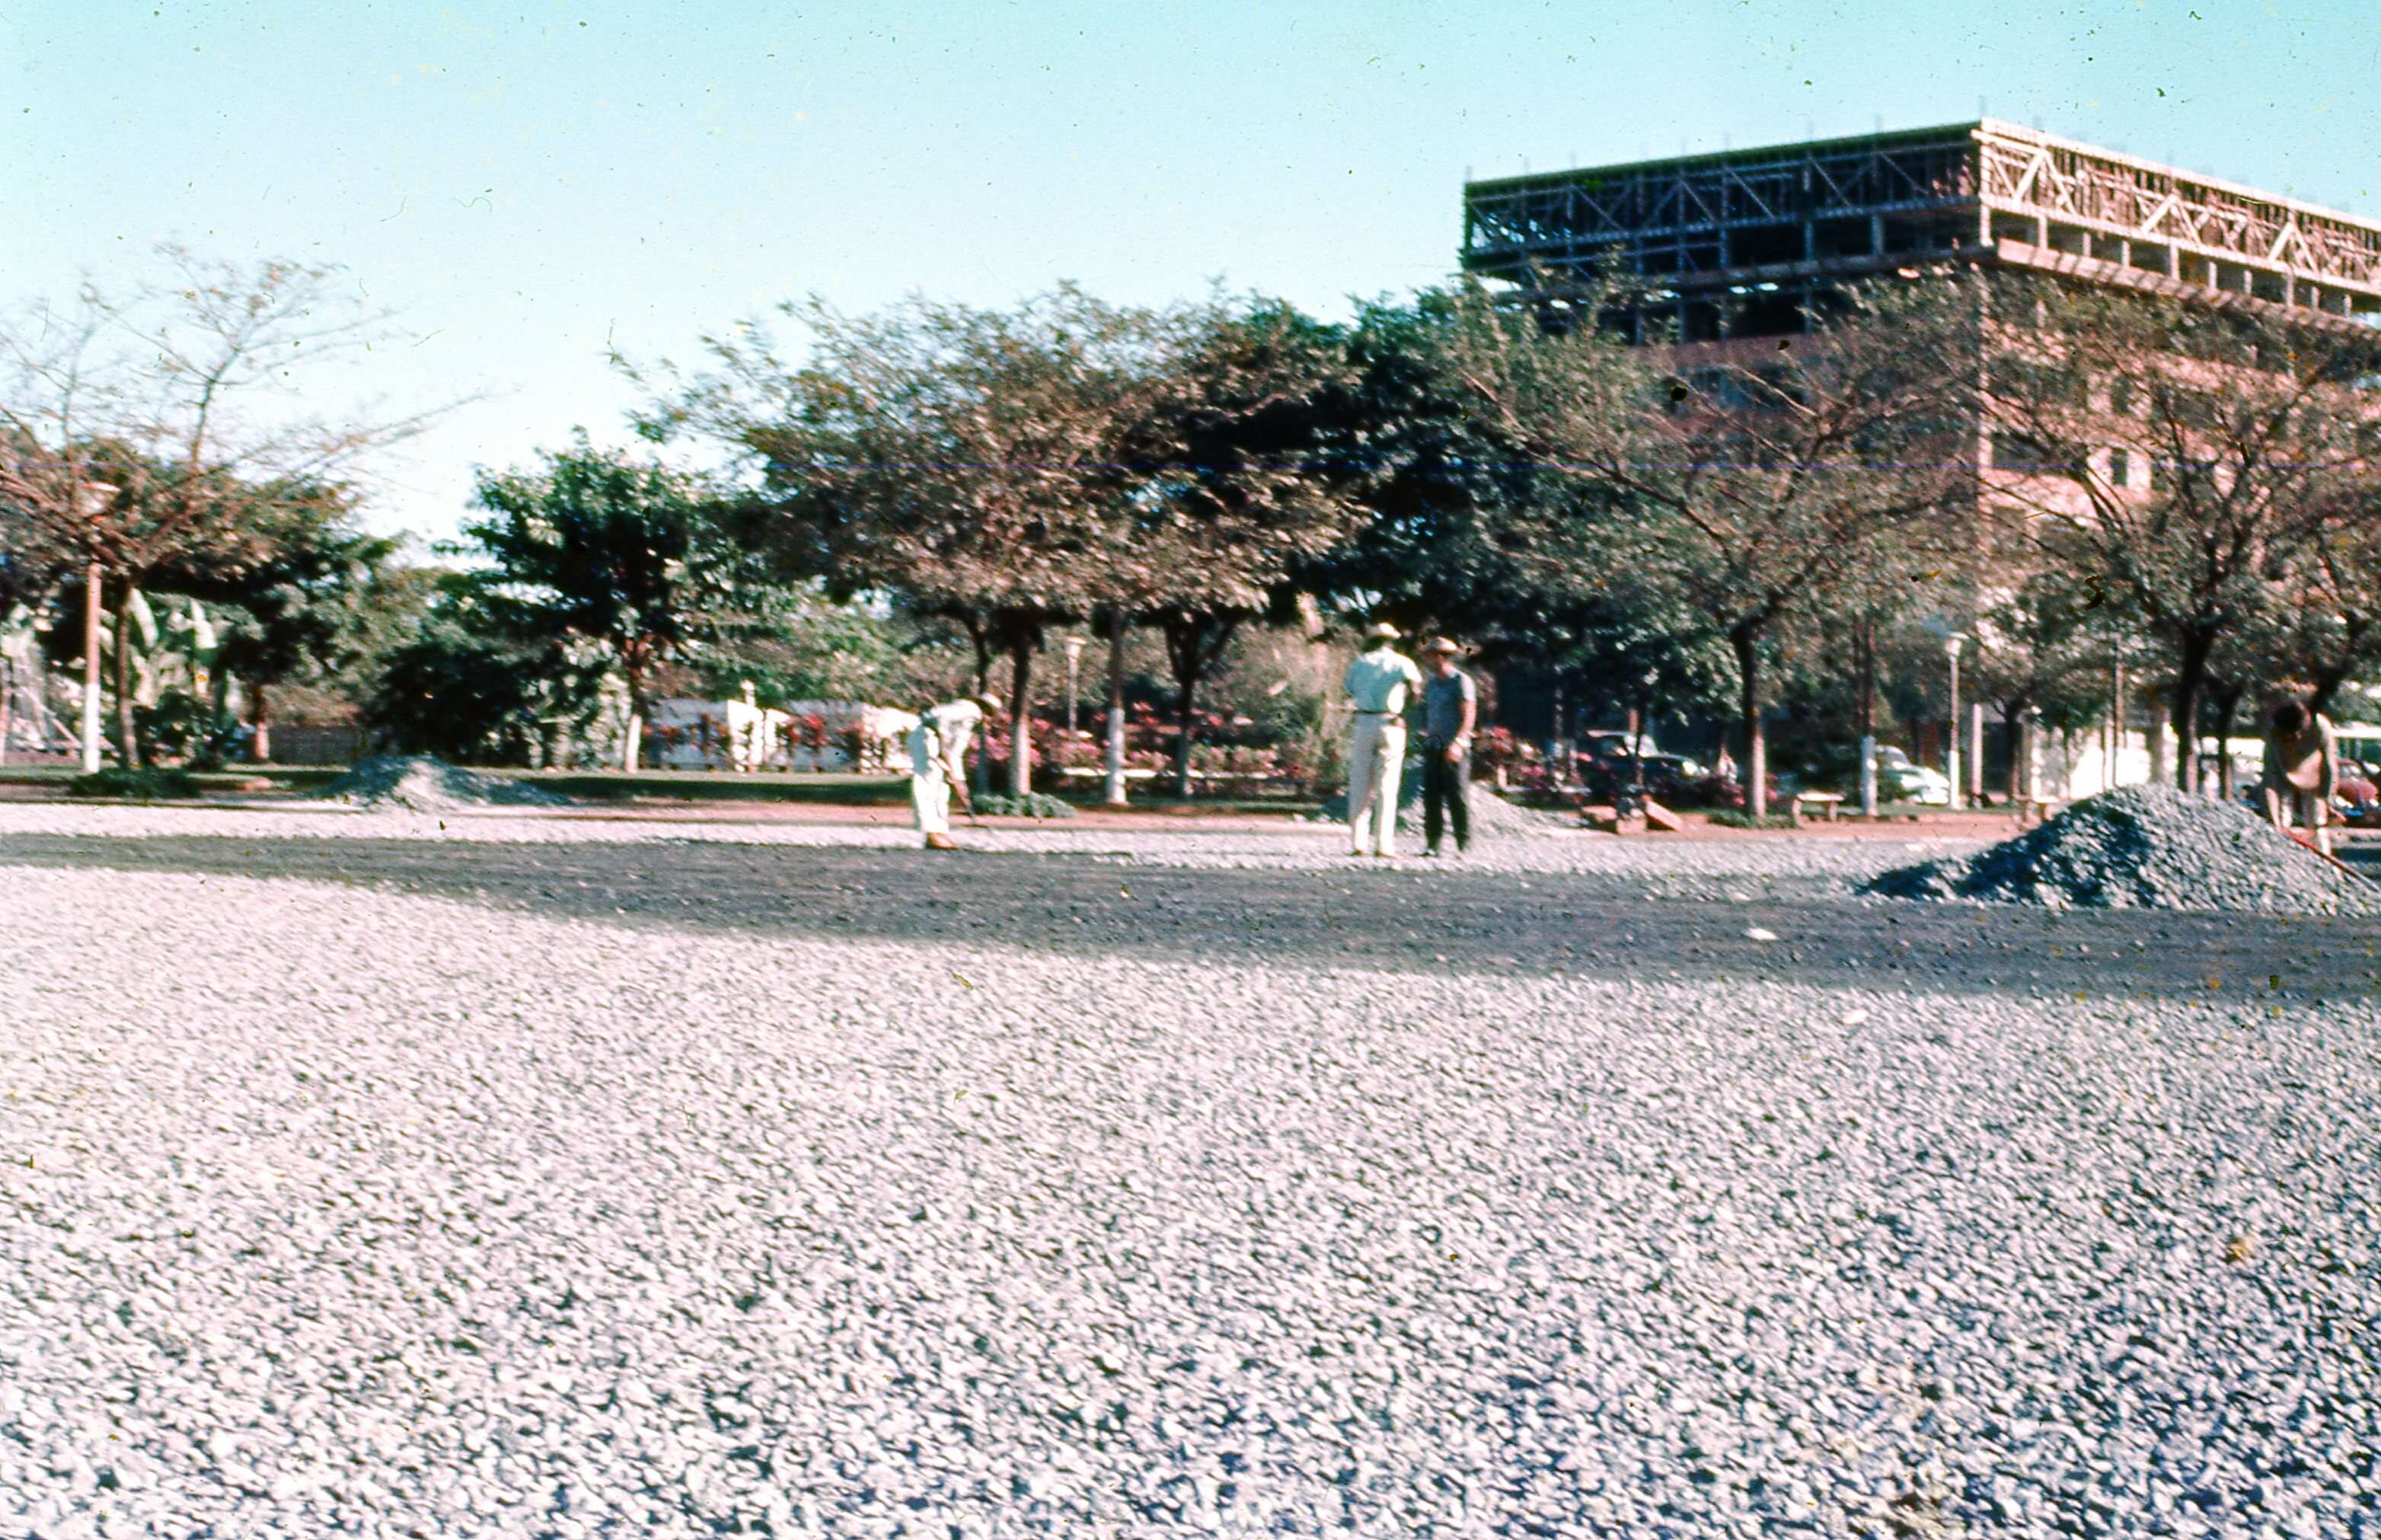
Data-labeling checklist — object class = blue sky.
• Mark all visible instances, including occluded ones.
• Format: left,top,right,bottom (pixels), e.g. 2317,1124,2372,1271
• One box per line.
9,1,2378,542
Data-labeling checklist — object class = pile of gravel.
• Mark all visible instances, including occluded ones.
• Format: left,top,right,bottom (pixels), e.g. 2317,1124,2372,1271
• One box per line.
312,755,573,813
1867,782,2377,915
1314,762,1566,841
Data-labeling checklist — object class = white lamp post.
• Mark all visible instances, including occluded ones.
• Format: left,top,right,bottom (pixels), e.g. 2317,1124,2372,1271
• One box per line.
1061,633,1087,738
1945,632,1968,811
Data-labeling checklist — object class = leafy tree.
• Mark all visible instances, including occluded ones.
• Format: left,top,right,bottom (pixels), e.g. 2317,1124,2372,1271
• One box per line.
453,438,720,770
1976,279,2378,789
644,286,1181,796
1428,279,1975,815
136,480,413,760
0,247,442,767
1288,291,1549,636
683,588,926,706
1110,297,1360,795
363,575,614,765
1959,569,2114,800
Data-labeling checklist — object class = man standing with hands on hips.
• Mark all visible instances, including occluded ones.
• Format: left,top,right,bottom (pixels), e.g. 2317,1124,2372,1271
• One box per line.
1342,622,1423,859
1418,636,1476,857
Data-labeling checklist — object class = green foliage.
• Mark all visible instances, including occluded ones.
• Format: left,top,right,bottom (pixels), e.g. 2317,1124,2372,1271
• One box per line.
134,688,242,768
362,576,615,766
452,437,724,756
68,767,203,799
146,482,421,711
685,591,921,707
1704,809,1797,830
972,789,1076,819
1289,289,1553,634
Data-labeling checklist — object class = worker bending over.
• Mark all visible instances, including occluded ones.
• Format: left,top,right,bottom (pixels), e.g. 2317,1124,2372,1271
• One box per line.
910,693,1005,850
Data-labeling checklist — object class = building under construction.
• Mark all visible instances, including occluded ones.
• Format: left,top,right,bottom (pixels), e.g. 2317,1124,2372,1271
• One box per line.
1461,120,2381,341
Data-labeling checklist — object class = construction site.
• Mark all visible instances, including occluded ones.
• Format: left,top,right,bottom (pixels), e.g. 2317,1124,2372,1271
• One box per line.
1461,117,2381,339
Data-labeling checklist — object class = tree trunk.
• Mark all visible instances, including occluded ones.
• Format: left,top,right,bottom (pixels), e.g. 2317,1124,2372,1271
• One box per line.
2213,684,2244,799
1006,636,1034,799
2145,684,2167,787
2004,705,2024,804
621,663,644,773
2170,635,2213,793
1858,616,1878,818
1731,630,1767,818
1173,668,1201,799
113,592,140,771
1104,607,1128,807
248,679,272,763
0,650,14,768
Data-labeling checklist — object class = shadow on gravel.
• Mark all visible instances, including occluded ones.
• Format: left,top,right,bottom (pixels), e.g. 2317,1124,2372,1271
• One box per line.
5,834,2376,1005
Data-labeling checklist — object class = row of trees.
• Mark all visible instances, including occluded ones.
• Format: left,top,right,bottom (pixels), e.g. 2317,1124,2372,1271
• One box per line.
0,250,437,769
8,248,2379,813
630,273,2380,814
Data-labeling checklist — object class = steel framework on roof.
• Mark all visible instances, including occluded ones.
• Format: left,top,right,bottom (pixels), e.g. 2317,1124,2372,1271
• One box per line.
1462,120,2381,338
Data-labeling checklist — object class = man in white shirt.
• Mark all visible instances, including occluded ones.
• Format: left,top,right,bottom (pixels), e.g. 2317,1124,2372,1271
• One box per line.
909,693,1004,850
1342,622,1425,858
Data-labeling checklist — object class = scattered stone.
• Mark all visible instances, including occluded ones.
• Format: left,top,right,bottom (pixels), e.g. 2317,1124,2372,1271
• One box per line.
1864,784,2377,916
0,810,2373,1535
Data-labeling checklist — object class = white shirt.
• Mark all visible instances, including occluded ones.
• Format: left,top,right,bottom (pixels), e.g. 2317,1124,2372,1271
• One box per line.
1343,647,1425,715
917,700,985,776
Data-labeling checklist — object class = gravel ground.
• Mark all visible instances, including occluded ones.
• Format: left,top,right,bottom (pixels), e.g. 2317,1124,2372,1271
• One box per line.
1313,771,1571,841
5,810,2380,1537
0,802,1974,901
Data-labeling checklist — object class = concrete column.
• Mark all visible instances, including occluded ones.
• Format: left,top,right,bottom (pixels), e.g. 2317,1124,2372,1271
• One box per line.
1968,703,1986,805
80,563,103,774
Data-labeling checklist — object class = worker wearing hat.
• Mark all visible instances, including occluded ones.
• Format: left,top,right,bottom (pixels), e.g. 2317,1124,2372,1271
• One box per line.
1342,622,1424,858
1416,637,1477,856
909,691,1006,850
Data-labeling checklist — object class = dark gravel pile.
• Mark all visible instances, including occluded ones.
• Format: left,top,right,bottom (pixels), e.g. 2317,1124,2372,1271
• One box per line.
1866,783,2378,915
313,756,573,812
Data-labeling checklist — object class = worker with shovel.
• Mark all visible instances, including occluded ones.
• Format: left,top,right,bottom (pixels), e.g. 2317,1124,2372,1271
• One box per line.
2263,697,2339,859
910,693,1005,851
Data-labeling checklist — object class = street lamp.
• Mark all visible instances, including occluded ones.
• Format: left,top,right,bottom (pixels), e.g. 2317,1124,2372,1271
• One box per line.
1945,632,1968,811
1061,633,1087,738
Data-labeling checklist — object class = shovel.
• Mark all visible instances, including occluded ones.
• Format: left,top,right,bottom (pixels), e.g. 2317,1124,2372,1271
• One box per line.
2284,827,2368,883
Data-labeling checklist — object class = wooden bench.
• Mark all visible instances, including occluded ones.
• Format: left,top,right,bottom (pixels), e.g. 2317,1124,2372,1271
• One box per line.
1055,766,1158,783
1791,791,1846,826
2014,795,2059,829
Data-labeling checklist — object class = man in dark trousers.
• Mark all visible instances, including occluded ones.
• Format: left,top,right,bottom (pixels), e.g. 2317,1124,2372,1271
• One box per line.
1418,637,1477,856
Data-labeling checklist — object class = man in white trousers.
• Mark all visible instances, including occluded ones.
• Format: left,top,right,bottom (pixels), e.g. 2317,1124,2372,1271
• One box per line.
909,693,1004,850
1342,622,1424,858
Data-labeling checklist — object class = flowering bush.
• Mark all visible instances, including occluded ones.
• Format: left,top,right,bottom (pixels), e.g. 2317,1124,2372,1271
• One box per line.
1470,726,1528,777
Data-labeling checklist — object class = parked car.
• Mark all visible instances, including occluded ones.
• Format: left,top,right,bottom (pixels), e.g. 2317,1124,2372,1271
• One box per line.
1582,751,1706,807
1882,760,1952,806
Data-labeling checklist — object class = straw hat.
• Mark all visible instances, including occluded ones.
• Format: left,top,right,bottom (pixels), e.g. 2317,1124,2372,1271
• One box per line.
1418,636,1463,657
1363,621,1403,642
974,692,1005,713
